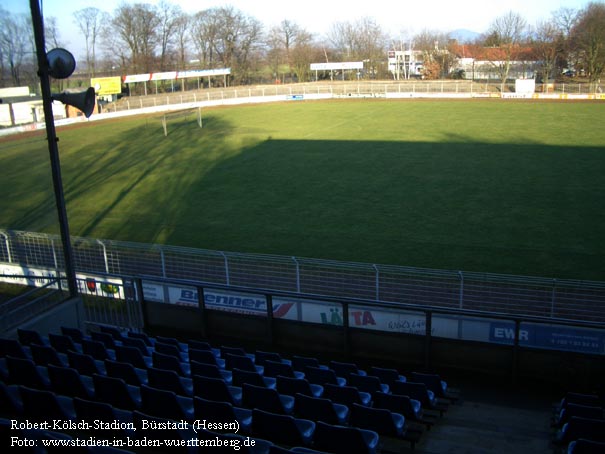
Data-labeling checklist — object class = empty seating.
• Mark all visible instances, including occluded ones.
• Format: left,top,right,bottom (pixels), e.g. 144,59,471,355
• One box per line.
105,359,147,386
67,350,104,376
48,333,79,354
190,360,232,383
391,381,446,415
140,383,194,421
120,336,150,356
19,385,75,421
93,374,141,411
276,375,323,398
252,408,315,447
47,364,94,399
91,331,119,350
147,366,193,396
128,331,154,347
82,338,113,361
154,341,186,362
410,371,450,399
232,368,276,389
330,360,367,378
152,350,190,376
116,345,152,369
189,348,225,368
373,391,432,428
349,403,406,438
30,343,66,367
368,366,406,387
193,396,252,433
304,366,346,387
556,416,605,446
347,373,389,395
61,326,86,343
313,420,379,454
193,374,243,406
6,356,50,390
17,329,46,347
568,438,605,454
263,360,304,379
554,403,604,428
0,338,29,359
242,383,294,415
323,383,372,407
292,355,327,372
295,392,349,425
255,350,292,367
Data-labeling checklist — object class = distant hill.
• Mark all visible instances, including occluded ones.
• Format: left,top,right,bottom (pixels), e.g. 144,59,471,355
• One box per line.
449,29,481,43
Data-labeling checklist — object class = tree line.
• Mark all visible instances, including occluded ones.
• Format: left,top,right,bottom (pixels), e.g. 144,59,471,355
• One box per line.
1,1,604,90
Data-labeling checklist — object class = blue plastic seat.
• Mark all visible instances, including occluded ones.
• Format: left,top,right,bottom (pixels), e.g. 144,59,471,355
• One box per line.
154,341,186,362
242,383,294,415
252,408,315,446
6,356,50,389
187,339,214,352
0,337,29,359
350,403,405,438
92,374,141,411
140,383,194,421
330,360,367,378
221,345,250,358
369,366,407,386
276,375,323,398
410,372,448,398
189,348,226,368
30,343,67,367
156,336,186,352
147,366,193,396
152,350,190,376
0,380,23,416
193,396,252,434
48,333,80,354
391,381,436,407
190,360,232,383
224,353,263,374
128,331,154,347
291,355,327,372
264,360,304,379
556,416,605,446
91,331,119,350
82,338,113,361
305,366,346,387
116,345,152,369
73,397,134,437
120,337,151,356
17,329,46,347
295,392,349,425
555,403,604,428
192,374,243,406
347,373,389,395
105,359,148,386
568,438,605,454
313,420,379,454
373,391,423,422
19,385,75,421
61,326,86,343
255,350,292,367
323,383,372,407
47,364,94,399
67,350,104,376
232,368,276,389
99,325,126,341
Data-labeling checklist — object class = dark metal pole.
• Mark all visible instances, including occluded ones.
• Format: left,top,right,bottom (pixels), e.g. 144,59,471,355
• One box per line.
29,0,78,298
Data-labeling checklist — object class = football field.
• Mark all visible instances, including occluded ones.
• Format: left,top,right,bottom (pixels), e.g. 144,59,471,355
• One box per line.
1,99,604,280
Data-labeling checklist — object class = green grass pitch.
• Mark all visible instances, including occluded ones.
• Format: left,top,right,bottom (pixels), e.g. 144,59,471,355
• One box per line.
1,99,604,280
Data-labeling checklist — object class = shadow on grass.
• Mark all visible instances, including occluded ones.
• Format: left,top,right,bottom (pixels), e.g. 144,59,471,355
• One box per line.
1,114,604,280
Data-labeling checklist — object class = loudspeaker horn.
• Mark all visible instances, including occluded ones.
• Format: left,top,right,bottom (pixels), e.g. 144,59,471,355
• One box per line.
47,48,76,79
51,87,96,118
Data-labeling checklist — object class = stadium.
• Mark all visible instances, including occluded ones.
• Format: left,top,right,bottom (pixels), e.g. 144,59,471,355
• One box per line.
1,4,605,454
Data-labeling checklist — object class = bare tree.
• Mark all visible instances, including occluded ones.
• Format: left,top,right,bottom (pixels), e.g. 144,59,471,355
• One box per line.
191,6,263,84
414,30,457,79
74,7,107,77
533,20,562,83
112,3,160,73
571,2,605,82
0,11,33,86
266,20,308,82
173,12,191,70
328,17,387,79
484,11,529,84
156,0,183,71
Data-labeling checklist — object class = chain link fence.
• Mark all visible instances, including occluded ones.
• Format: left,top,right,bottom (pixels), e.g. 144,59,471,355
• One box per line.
2,229,604,323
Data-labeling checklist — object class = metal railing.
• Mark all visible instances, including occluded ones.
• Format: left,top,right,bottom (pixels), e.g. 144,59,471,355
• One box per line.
2,229,604,324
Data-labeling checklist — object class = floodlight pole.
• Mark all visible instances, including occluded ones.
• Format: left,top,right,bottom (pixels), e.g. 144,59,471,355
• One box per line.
30,0,78,299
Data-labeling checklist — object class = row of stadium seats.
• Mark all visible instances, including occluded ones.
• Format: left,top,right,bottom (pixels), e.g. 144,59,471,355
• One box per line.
551,391,605,453
1,325,459,453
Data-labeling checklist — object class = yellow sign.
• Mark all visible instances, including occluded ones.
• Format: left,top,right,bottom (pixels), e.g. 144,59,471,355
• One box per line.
91,77,122,96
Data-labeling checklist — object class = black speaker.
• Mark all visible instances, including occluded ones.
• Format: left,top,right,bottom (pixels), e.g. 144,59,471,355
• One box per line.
51,87,96,118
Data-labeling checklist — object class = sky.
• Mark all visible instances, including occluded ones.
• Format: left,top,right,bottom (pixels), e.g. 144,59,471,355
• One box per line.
2,0,596,59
